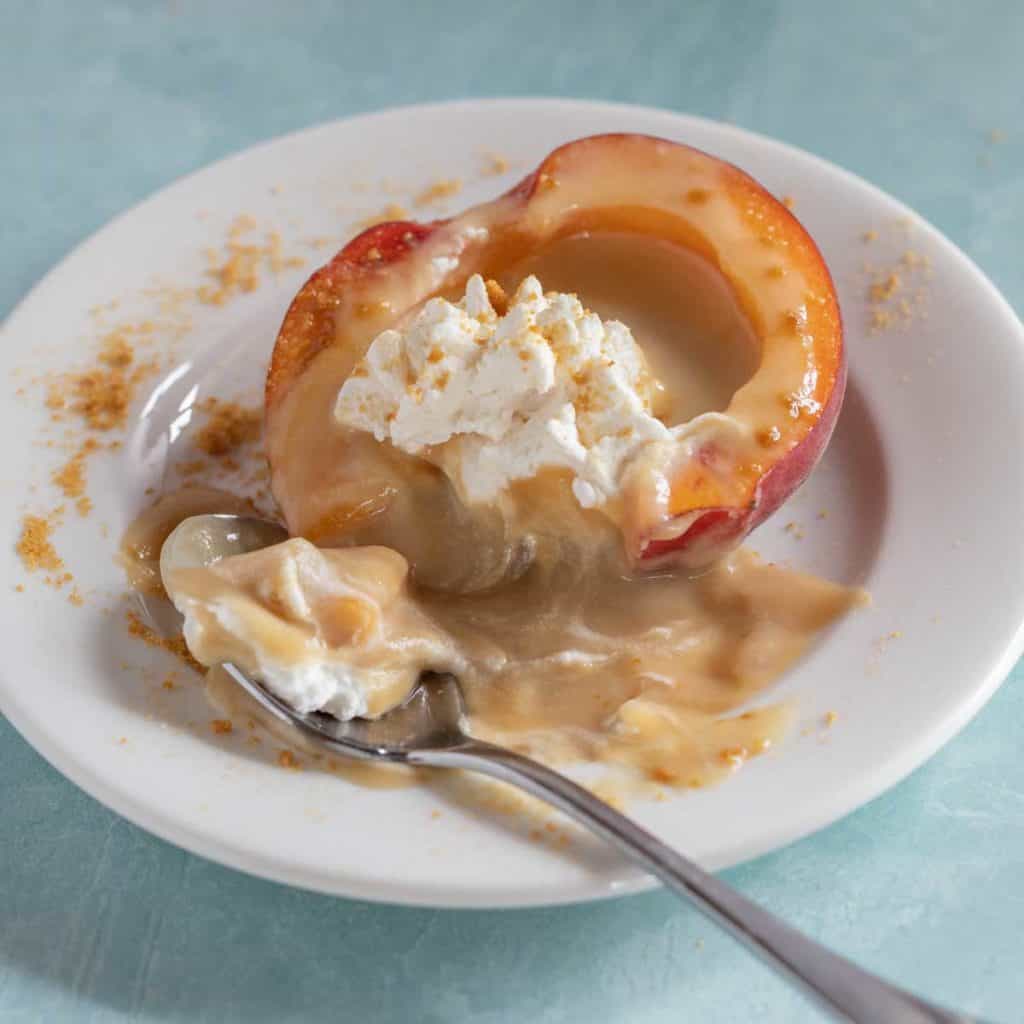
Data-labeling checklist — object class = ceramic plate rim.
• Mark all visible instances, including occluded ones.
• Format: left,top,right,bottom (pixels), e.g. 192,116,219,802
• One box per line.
3,97,1023,908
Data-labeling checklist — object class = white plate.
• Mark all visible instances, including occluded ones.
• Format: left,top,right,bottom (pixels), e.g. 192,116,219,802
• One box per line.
3,99,1023,909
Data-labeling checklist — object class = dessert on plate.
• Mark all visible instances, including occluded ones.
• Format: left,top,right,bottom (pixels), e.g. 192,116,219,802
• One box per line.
153,134,860,789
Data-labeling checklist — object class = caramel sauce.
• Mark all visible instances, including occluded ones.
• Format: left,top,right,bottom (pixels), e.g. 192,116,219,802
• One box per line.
133,487,862,792
417,542,859,788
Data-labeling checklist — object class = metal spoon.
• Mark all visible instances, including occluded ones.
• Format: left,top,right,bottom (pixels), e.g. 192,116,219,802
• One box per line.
161,514,986,1024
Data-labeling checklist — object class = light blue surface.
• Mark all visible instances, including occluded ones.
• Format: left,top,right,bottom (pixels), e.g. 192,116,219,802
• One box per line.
3,2,1023,1021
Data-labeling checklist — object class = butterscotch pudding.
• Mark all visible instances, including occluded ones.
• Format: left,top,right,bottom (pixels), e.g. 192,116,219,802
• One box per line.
155,134,859,789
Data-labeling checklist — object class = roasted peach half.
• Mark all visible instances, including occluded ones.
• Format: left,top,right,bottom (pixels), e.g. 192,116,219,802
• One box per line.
266,134,844,573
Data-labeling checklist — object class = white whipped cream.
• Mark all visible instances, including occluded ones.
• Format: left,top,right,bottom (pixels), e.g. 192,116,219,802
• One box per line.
195,605,371,720
165,539,458,720
335,274,681,509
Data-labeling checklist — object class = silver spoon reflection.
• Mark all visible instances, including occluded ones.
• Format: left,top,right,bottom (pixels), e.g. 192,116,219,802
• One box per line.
156,513,984,1024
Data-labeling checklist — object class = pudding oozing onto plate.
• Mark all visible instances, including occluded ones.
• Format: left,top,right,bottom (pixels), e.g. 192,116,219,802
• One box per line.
157,134,860,790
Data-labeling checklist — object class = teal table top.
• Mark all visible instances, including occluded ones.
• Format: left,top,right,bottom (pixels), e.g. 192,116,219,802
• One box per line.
3,2,1022,1021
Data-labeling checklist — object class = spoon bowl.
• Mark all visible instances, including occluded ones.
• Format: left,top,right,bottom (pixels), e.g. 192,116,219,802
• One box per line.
221,664,472,762
160,513,288,579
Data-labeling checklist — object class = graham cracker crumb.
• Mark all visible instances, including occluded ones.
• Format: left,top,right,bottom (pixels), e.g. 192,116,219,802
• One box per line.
45,330,159,432
277,749,301,770
125,609,203,672
67,587,84,607
481,152,509,176
71,365,130,429
824,710,839,727
199,243,261,304
485,279,509,316
41,383,60,409
197,217,305,305
356,203,409,230
52,438,100,502
210,719,233,735
99,332,135,369
16,514,63,573
194,398,261,456
415,178,462,206
869,272,901,303
864,234,931,333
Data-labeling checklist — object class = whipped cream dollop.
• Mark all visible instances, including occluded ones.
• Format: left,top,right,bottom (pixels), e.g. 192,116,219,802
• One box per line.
163,539,459,720
335,274,684,509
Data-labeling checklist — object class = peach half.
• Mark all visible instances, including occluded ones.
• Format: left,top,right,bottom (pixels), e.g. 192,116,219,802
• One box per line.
266,134,844,571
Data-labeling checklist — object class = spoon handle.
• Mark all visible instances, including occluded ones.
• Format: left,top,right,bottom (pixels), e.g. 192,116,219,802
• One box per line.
415,741,984,1024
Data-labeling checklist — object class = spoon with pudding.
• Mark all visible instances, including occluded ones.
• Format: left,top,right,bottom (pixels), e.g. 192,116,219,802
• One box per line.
159,513,987,1024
